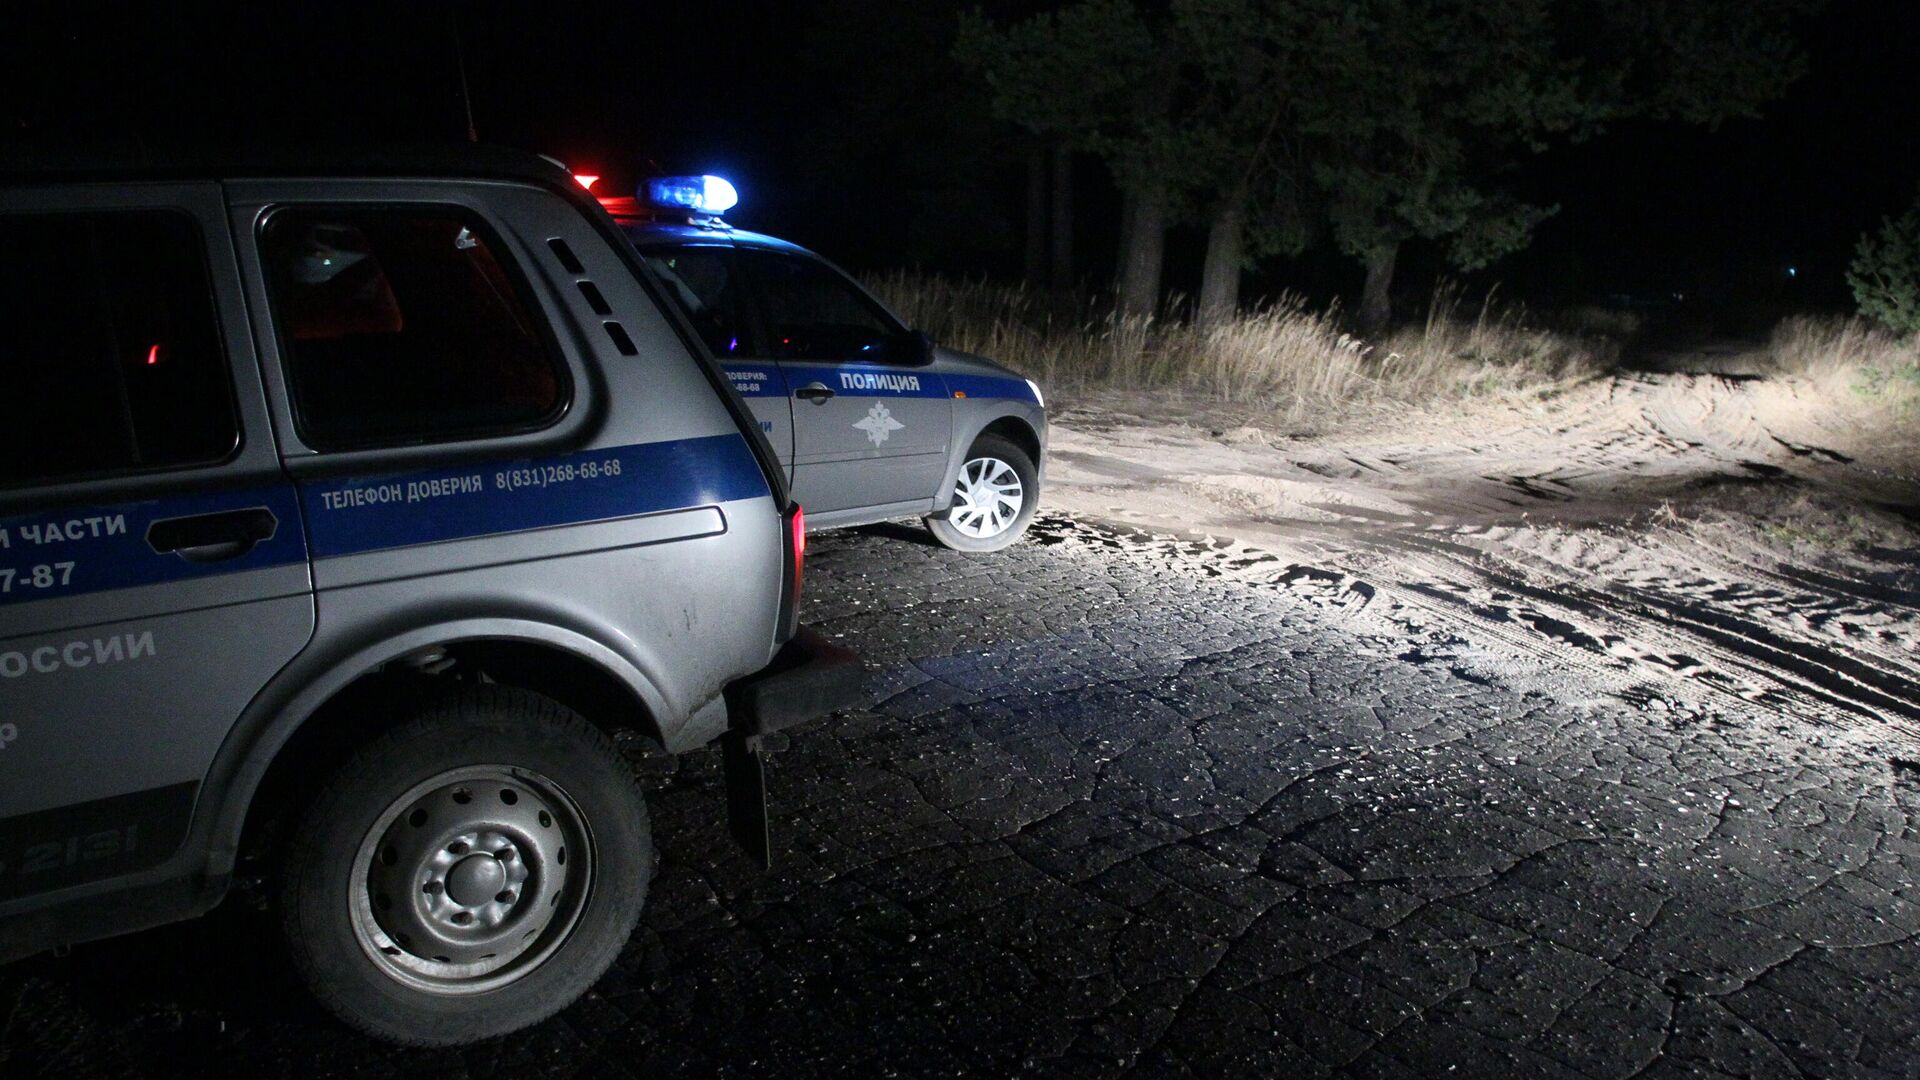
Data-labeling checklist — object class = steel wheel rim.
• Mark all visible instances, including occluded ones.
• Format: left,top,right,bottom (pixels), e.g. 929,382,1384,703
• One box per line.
948,456,1024,538
348,765,594,996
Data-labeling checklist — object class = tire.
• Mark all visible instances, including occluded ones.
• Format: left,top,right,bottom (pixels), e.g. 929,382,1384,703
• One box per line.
925,433,1040,552
279,687,651,1046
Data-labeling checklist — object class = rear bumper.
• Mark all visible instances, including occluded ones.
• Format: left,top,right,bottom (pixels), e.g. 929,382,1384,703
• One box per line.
725,625,865,736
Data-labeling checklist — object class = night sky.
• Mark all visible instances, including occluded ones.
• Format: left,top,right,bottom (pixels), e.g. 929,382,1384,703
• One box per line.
5,1,1917,323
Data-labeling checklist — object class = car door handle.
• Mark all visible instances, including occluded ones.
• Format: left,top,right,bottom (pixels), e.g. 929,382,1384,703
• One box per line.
794,382,835,403
146,507,279,563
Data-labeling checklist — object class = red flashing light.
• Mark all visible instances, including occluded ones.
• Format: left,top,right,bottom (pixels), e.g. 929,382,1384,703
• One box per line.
595,195,643,218
573,174,601,191
146,344,160,366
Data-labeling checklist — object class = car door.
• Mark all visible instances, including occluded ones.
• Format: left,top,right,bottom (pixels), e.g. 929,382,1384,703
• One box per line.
637,244,793,481
736,248,951,517
0,187,314,903
229,180,787,751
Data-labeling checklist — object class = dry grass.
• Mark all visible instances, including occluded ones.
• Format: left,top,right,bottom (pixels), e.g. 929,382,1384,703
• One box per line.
869,271,1616,417
871,271,1918,432
1748,314,1920,411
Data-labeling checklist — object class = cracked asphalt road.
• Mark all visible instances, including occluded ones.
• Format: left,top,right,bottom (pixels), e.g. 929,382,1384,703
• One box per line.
5,514,1920,1077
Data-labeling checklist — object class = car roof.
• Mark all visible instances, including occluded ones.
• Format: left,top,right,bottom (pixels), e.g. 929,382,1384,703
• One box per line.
616,216,812,257
0,142,580,189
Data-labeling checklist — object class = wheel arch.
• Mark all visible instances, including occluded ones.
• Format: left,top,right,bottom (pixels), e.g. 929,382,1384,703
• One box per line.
207,620,671,881
977,415,1042,465
941,405,1047,500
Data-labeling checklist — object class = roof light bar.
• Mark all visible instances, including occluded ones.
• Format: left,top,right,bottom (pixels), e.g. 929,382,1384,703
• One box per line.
644,175,739,215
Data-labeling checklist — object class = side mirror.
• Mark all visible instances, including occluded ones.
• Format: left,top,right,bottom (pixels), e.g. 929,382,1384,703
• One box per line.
889,329,935,366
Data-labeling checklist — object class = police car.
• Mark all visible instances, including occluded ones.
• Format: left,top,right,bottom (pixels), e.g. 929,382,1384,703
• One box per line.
601,174,1047,552
0,147,861,1045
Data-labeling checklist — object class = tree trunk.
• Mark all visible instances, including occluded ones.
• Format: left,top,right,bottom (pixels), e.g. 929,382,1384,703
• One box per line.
1048,143,1074,291
1197,197,1246,328
1115,188,1137,299
1024,143,1047,288
1116,177,1166,319
1358,242,1398,335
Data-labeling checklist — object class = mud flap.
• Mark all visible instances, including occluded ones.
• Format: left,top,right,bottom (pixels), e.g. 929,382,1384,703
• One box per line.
722,732,770,869
719,626,865,869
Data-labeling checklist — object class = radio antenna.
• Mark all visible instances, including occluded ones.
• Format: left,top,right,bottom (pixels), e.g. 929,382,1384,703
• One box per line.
451,2,479,143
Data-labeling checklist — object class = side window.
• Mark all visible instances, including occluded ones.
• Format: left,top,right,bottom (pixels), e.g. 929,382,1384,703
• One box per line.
0,211,237,487
640,246,753,357
260,207,566,451
739,250,901,362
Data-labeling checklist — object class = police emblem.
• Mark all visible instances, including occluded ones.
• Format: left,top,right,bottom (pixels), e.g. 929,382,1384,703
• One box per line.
853,401,905,447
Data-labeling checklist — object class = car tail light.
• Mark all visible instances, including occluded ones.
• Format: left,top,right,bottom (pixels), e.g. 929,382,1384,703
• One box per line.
778,503,805,641
790,504,807,600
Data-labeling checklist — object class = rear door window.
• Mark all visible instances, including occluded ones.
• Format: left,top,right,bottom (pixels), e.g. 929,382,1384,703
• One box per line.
640,246,754,358
0,211,238,487
259,207,566,450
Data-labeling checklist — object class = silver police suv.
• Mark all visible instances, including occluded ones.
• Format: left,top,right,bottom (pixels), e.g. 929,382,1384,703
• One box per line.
603,176,1048,552
0,148,861,1045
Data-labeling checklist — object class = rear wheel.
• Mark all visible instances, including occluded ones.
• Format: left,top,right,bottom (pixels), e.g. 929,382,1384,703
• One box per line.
926,433,1039,552
279,687,650,1046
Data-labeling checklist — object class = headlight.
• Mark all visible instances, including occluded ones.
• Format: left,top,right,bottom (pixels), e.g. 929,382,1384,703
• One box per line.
1026,379,1045,409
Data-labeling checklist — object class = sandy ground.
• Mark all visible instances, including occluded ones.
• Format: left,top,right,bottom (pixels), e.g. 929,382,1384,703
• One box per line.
1045,370,1920,747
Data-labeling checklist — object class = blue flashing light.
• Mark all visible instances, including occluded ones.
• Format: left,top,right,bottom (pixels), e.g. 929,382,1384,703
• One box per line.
644,175,739,215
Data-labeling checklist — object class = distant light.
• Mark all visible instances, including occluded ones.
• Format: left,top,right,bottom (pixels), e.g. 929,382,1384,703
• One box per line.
644,174,739,215
1787,265,1798,278
146,344,160,366
573,174,601,191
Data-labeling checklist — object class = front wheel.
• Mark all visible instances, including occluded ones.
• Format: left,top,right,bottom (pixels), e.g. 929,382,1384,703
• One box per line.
926,433,1039,552
278,688,651,1046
